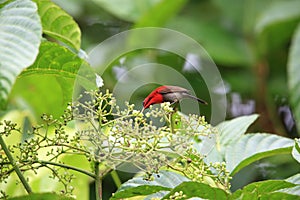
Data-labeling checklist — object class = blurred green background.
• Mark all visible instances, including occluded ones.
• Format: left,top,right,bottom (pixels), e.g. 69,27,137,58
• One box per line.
42,0,299,136
4,0,300,198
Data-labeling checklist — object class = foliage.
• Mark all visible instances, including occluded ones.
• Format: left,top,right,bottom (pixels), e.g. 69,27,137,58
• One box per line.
111,114,300,199
1,89,299,199
0,0,300,200
0,90,228,199
0,0,41,109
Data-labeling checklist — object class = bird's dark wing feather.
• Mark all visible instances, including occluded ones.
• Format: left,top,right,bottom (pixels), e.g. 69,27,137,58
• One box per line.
158,85,189,94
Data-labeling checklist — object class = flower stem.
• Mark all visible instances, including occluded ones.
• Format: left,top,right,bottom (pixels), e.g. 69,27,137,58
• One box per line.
38,160,96,178
94,161,102,200
0,135,33,194
111,170,122,188
169,112,175,133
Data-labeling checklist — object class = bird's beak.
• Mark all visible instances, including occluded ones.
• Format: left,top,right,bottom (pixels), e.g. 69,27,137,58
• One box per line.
141,107,145,113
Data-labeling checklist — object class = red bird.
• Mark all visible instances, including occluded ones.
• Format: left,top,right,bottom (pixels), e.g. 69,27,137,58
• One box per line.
142,85,207,111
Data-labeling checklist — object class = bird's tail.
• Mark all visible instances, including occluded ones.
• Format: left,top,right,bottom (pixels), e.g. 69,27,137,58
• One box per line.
185,93,208,105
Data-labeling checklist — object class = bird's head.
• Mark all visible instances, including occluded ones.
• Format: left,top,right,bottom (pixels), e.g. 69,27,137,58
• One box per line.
142,88,164,110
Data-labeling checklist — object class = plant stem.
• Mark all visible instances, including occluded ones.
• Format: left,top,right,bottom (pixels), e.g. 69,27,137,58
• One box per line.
111,170,122,188
0,135,33,194
169,112,175,133
94,161,102,200
38,160,96,178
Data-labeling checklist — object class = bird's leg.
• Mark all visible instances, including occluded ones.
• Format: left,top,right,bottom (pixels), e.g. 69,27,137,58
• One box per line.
169,101,180,133
170,100,179,112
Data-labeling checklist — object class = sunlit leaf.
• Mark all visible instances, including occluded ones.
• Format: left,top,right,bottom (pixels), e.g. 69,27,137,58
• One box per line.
168,17,254,66
292,139,300,163
286,173,300,184
33,0,81,50
9,193,75,200
111,185,170,200
134,0,187,27
288,23,300,137
231,180,297,200
162,182,228,200
112,170,189,200
92,0,160,22
225,133,294,175
255,0,300,34
212,0,272,33
0,0,42,109
204,115,259,163
282,174,300,196
217,114,259,151
20,41,95,89
12,41,96,118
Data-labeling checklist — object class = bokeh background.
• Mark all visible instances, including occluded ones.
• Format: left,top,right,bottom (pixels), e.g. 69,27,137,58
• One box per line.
6,0,300,198
45,0,298,136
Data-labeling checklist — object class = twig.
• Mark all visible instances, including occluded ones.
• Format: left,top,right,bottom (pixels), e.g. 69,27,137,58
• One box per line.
0,135,33,194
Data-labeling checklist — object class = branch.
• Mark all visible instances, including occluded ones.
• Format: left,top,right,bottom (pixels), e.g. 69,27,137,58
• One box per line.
0,135,33,194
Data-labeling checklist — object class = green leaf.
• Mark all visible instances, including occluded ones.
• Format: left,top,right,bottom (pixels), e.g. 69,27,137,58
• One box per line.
167,16,254,66
111,185,171,200
12,41,96,118
292,139,300,163
9,193,75,200
33,0,81,50
20,41,96,89
112,170,189,199
288,23,300,137
92,0,160,22
0,0,42,109
261,192,300,200
205,114,259,163
254,1,300,54
225,133,294,175
217,114,259,151
231,180,297,200
281,172,300,196
255,0,300,34
212,0,272,33
162,182,228,200
286,173,300,184
134,0,187,28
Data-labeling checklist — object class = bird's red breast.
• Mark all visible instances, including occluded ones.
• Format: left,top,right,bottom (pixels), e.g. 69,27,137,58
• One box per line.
143,86,165,109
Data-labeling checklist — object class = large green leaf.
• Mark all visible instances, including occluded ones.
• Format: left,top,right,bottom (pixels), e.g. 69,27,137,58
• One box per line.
20,41,95,88
260,192,300,200
112,170,189,200
205,114,259,163
167,16,254,66
134,0,187,28
225,133,294,175
0,0,42,110
255,0,300,34
33,0,81,50
9,193,75,200
12,41,96,118
231,180,297,200
212,0,273,33
111,185,171,200
288,23,300,136
162,182,228,200
217,114,259,152
273,175,300,196
255,1,300,54
286,173,300,184
292,139,300,163
92,0,160,22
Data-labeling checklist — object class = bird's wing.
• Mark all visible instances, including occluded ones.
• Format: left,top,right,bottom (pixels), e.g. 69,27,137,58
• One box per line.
158,86,189,94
